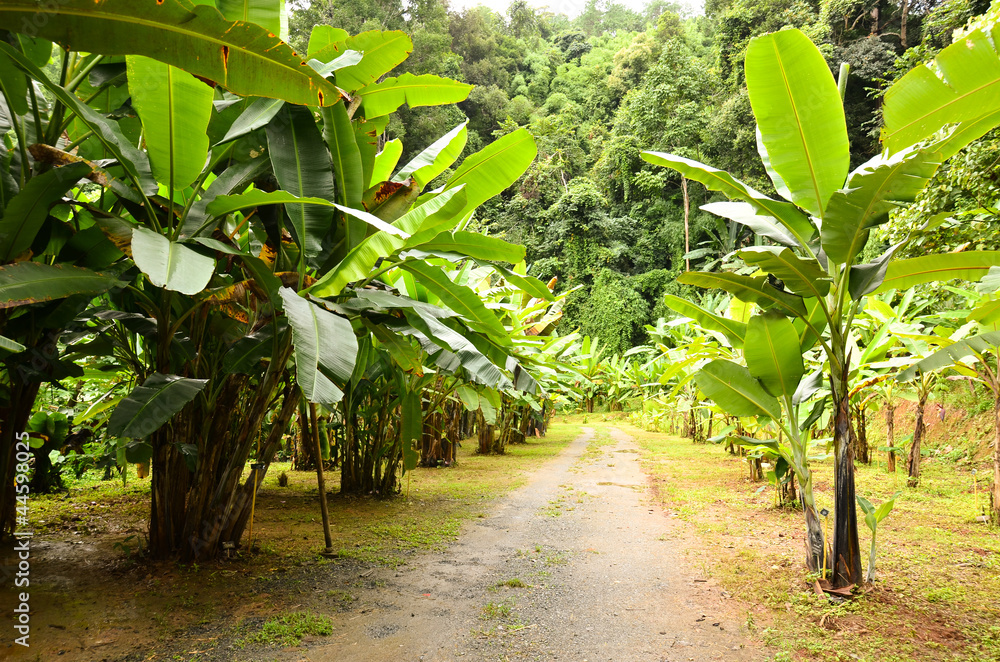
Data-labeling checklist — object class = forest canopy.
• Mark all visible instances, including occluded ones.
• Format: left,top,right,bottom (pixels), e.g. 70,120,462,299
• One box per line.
287,0,997,355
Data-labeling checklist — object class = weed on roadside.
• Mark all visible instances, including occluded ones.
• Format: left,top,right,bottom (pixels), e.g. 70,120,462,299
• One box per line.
234,611,333,648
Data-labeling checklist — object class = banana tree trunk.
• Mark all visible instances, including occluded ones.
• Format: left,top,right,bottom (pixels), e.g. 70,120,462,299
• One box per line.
149,428,192,557
907,390,928,487
832,391,862,587
886,403,896,473
853,406,869,465
477,410,494,454
0,380,42,539
796,469,825,572
992,395,1000,525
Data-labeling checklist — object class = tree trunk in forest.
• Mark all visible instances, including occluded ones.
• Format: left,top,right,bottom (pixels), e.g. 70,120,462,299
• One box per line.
0,380,42,538
900,0,909,48
214,389,300,547
781,471,797,507
907,390,929,488
886,403,896,473
682,176,690,272
831,376,862,588
149,427,193,558
991,396,1000,525
585,397,594,413
294,405,317,471
0,327,61,539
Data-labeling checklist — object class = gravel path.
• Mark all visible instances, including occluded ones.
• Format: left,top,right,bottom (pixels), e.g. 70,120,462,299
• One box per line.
303,426,760,661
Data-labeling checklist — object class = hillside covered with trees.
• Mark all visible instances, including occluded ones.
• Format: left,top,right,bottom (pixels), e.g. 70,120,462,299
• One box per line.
287,0,995,354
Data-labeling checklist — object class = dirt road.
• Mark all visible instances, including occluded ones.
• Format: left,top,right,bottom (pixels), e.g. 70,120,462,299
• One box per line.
299,426,759,661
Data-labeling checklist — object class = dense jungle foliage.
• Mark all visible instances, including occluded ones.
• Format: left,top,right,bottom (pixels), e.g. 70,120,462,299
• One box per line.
289,0,998,355
4,0,1000,596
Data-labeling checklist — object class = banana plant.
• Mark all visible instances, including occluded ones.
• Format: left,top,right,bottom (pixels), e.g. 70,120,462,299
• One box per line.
857,492,900,584
643,25,1000,587
896,269,1000,519
0,3,541,558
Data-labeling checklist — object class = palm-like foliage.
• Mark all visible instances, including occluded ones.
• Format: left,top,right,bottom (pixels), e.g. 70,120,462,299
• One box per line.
644,26,1000,586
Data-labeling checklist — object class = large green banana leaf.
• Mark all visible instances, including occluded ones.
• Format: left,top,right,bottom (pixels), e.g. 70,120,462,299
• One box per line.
309,30,413,92
738,246,830,298
678,271,808,317
131,228,216,296
214,51,360,147
280,288,357,405
695,359,782,420
266,105,336,263
322,100,365,250
107,373,208,439
400,262,508,339
399,310,506,386
359,73,472,119
0,45,157,197
127,56,213,191
821,145,942,265
875,251,1000,293
746,29,849,217
412,231,525,264
898,330,1000,381
663,294,747,348
744,311,805,398
0,262,120,308
308,187,468,297
370,139,403,187
393,122,468,189
0,42,28,116
0,162,91,262
205,190,406,236
217,0,286,40
182,155,270,237
882,24,1000,153
108,372,208,439
0,0,338,106
441,128,537,218
701,201,799,247
0,335,26,354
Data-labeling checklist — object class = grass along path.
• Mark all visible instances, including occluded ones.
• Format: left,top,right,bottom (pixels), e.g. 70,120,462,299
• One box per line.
0,425,580,661
608,416,1000,662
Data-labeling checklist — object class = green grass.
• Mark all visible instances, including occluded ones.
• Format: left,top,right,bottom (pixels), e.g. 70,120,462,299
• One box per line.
480,599,514,620
615,418,1000,662
235,611,333,648
236,423,581,567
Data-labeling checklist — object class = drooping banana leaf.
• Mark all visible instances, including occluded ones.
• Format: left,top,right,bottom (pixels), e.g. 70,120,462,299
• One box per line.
0,162,91,262
0,262,120,309
280,287,358,405
359,73,472,119
0,0,339,106
106,373,209,439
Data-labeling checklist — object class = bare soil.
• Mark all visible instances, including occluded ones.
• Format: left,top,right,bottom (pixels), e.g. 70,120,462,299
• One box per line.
0,426,761,661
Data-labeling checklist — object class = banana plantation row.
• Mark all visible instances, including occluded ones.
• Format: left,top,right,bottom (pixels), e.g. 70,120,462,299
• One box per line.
2,0,1000,594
